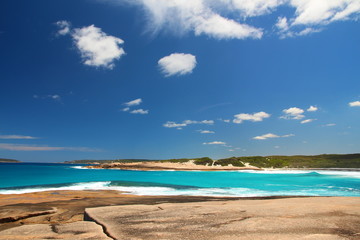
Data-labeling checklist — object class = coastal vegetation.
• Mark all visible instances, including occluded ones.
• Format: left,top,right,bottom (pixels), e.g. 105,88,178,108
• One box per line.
0,158,20,163
67,153,360,168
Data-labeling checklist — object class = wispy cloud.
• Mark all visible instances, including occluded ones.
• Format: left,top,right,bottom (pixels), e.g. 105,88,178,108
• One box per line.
280,107,305,120
300,119,316,124
203,141,226,145
349,101,360,107
233,111,270,124
198,130,215,134
57,21,125,69
0,135,38,139
33,94,61,101
158,53,197,77
323,123,336,127
120,0,263,40
163,120,214,129
108,0,360,39
124,98,142,107
0,143,100,152
253,133,294,140
130,109,149,114
55,20,71,35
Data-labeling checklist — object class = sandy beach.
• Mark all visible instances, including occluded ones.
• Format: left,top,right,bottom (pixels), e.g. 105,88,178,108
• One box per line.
87,161,262,171
0,190,359,239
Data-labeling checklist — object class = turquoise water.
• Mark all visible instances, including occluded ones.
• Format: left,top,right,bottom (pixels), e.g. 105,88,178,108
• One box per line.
0,163,359,197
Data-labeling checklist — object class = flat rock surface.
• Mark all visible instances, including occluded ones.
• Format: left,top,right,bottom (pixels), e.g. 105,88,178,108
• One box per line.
0,221,111,240
85,197,360,240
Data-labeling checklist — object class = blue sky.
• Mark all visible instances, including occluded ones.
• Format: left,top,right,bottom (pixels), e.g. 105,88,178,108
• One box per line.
1,0,360,162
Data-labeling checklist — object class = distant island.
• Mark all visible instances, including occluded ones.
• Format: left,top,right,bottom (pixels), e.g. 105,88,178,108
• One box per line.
0,158,20,163
67,154,360,170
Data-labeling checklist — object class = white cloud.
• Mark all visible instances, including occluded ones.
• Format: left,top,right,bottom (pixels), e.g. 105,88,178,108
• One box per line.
71,24,125,69
124,98,142,107
198,130,215,134
276,0,360,38
228,0,285,17
203,141,226,145
109,0,360,39
301,119,316,124
349,101,360,107
163,122,187,129
275,16,289,31
130,109,149,114
120,0,263,40
253,133,294,140
193,13,263,39
323,123,336,127
122,107,130,112
233,111,270,124
56,20,71,35
200,120,214,124
0,135,38,139
33,94,61,101
290,0,360,26
163,119,214,129
0,143,99,152
281,107,305,120
158,53,197,77
307,105,318,112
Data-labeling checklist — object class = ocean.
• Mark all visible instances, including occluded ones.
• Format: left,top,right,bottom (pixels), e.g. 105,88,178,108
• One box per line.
0,162,359,197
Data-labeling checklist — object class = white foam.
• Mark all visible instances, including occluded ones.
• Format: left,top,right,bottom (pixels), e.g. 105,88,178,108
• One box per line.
0,182,358,197
70,166,85,169
0,182,112,194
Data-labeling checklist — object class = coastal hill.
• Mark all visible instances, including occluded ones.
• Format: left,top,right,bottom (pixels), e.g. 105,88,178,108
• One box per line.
0,158,20,163
67,154,360,169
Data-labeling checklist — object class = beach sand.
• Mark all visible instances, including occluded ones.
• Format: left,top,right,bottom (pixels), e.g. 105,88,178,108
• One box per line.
0,191,359,239
87,161,262,171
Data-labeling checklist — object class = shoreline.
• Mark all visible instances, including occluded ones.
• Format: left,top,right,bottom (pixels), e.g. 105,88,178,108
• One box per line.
0,190,359,239
86,161,263,171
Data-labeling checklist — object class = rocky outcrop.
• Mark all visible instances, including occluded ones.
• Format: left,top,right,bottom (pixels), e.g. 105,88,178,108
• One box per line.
0,221,112,240
84,197,360,240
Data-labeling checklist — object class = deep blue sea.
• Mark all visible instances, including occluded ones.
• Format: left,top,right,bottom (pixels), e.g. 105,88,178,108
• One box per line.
0,163,359,197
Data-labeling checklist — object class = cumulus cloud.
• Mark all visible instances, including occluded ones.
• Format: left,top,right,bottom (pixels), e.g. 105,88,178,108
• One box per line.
253,133,294,140
124,98,142,106
198,130,215,134
0,143,100,152
158,53,197,77
57,21,125,69
203,141,226,145
233,111,270,124
349,101,360,107
300,119,316,124
281,107,305,120
163,119,214,129
307,105,318,112
130,109,149,114
71,25,125,69
56,20,71,35
0,135,38,139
